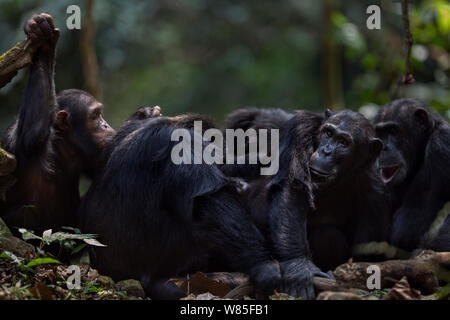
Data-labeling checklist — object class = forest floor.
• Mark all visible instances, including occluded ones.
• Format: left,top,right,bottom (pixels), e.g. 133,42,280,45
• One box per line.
0,217,449,300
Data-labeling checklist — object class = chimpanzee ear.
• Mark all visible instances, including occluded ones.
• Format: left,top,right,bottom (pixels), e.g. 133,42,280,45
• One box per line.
414,108,430,128
324,109,332,119
369,137,383,157
56,110,69,131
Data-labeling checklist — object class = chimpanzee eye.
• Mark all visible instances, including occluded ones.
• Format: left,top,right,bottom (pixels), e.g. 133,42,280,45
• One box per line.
389,127,398,136
325,129,332,137
91,110,101,120
338,138,348,147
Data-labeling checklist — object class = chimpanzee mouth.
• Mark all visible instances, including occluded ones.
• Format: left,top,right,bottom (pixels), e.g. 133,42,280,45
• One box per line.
380,166,399,184
310,167,332,178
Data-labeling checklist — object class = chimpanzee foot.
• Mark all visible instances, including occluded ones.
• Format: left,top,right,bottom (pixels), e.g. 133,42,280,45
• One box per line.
141,276,186,300
279,258,332,300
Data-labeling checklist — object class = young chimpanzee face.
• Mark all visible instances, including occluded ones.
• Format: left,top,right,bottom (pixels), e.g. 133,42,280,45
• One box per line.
55,89,116,176
309,109,382,188
374,99,430,186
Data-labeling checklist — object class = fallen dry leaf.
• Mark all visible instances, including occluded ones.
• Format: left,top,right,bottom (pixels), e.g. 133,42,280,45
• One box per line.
382,276,422,300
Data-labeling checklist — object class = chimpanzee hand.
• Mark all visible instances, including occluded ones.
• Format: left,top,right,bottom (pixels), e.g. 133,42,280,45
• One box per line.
24,13,60,53
135,106,162,119
248,260,282,297
279,257,332,300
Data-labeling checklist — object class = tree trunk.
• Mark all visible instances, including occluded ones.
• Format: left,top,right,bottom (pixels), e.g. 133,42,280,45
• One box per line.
81,0,102,100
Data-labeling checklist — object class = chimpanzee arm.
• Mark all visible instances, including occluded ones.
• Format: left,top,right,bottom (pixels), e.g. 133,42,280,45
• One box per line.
391,132,450,251
268,185,331,299
14,14,60,157
268,186,310,260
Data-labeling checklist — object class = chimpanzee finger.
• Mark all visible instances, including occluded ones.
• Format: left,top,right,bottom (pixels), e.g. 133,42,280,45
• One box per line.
289,285,299,299
40,13,55,29
53,28,61,41
24,20,37,40
315,271,333,279
306,285,315,300
151,106,161,117
327,271,335,280
29,21,44,41
299,287,307,299
38,20,53,40
34,14,45,25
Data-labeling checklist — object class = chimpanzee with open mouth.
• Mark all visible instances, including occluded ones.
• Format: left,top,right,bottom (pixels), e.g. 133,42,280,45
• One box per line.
374,98,450,252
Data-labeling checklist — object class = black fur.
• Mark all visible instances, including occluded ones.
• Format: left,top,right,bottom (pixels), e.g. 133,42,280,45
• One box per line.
374,98,450,252
0,14,114,236
78,114,285,299
224,108,390,297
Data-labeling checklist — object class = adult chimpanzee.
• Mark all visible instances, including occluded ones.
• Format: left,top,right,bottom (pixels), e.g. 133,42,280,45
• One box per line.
374,98,450,252
0,13,115,235
220,107,293,179
77,113,304,300
224,108,390,297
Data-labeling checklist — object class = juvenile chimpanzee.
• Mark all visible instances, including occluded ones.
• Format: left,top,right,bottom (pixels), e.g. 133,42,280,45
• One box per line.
77,113,300,300
225,108,390,298
0,13,115,235
374,98,450,252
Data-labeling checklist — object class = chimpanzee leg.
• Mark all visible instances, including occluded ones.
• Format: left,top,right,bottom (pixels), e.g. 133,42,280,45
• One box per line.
308,224,351,271
140,275,186,300
193,188,281,296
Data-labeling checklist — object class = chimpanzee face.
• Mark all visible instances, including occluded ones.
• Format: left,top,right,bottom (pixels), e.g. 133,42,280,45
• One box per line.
56,89,116,176
374,99,430,186
85,101,116,151
310,110,382,188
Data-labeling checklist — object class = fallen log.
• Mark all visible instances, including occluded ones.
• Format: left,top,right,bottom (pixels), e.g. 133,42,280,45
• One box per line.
333,250,449,294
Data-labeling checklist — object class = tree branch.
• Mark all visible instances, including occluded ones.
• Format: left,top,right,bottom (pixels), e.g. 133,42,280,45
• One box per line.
0,39,39,88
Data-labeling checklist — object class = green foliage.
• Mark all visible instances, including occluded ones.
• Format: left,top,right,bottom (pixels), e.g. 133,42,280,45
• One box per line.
435,284,450,300
18,227,106,258
25,257,61,268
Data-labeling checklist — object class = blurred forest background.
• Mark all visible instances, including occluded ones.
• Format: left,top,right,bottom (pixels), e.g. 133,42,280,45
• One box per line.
0,0,449,133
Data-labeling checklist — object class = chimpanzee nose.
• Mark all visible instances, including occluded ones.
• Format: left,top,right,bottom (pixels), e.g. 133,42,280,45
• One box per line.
321,145,332,156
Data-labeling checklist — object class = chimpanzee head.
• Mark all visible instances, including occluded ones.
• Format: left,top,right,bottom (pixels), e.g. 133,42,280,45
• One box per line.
55,89,116,177
309,109,382,187
374,98,431,186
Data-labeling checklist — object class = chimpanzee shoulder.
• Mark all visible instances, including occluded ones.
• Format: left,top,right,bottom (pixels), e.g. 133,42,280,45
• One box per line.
225,107,294,131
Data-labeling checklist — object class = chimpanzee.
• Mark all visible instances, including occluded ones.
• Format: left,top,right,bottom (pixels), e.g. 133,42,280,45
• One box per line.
224,108,390,297
0,13,115,235
77,113,307,300
374,98,450,252
220,107,293,179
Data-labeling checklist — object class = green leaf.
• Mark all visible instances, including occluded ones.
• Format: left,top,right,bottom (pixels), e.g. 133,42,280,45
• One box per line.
61,226,82,234
0,251,23,265
26,257,62,268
